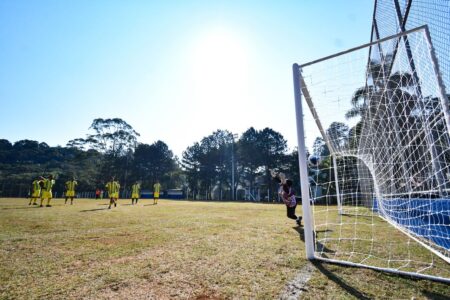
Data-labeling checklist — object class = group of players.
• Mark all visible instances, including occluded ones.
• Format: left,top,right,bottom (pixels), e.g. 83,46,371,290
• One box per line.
28,175,162,209
28,172,301,226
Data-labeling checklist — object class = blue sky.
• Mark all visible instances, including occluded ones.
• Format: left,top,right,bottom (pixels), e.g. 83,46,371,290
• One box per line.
0,0,374,157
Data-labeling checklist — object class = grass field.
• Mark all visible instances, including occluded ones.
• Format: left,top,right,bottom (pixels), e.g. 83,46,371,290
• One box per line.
0,198,449,299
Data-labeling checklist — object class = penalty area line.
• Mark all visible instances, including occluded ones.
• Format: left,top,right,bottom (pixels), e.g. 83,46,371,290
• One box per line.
279,262,315,300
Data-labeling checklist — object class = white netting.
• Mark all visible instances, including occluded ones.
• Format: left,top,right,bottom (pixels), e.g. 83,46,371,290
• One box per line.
298,27,450,281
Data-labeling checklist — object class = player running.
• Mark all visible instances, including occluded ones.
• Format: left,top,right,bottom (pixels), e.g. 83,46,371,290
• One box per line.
28,177,42,205
65,177,78,205
40,175,55,207
131,181,141,205
153,180,161,205
105,176,120,209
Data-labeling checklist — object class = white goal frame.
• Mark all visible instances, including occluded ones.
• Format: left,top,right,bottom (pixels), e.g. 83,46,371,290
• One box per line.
293,25,450,283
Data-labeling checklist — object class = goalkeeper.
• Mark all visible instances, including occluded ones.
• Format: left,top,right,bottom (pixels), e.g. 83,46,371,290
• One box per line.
28,177,42,205
65,177,78,205
105,176,120,209
272,171,302,226
131,181,141,205
40,175,55,207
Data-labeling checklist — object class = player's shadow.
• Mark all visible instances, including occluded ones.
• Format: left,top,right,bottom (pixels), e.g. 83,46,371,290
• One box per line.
340,213,374,221
311,260,371,300
293,227,334,254
421,290,450,300
1,206,40,210
80,208,108,212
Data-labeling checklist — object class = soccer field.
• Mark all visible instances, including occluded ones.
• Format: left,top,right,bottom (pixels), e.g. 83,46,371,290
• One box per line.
0,198,448,299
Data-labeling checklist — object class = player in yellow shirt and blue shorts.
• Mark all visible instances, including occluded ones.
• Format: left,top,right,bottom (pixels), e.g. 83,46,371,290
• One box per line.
65,177,78,205
40,175,55,207
105,176,120,209
131,181,141,205
153,180,161,205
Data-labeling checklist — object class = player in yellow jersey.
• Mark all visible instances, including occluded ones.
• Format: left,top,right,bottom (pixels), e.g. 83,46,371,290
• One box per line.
105,176,120,209
153,180,161,205
40,175,55,207
28,177,42,205
65,177,78,205
131,181,141,205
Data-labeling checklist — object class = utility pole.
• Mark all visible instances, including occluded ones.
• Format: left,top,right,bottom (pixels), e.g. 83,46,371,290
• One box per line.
231,133,238,200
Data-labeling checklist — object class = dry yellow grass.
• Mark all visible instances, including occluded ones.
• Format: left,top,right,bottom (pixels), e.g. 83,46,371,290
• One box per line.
0,198,448,299
0,198,305,299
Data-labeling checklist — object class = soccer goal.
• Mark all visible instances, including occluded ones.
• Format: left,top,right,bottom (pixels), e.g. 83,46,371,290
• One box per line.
293,25,450,283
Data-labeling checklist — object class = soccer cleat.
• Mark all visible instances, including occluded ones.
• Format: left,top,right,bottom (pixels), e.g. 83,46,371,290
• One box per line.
46,205,52,207
108,206,111,209
39,205,43,207
33,203,38,205
296,217,302,226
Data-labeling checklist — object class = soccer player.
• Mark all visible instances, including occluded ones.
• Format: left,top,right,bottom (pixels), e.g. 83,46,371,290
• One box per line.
153,180,161,205
272,170,302,226
131,181,141,205
65,177,78,205
40,175,55,207
28,177,42,205
105,176,120,209
280,179,302,226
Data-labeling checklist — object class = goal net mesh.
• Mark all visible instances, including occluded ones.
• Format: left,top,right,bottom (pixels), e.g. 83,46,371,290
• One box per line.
298,26,450,280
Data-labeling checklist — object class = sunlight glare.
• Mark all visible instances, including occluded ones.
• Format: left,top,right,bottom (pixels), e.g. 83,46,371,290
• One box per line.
189,27,250,107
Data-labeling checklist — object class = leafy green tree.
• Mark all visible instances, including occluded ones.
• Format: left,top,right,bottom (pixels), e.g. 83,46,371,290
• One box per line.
182,130,235,200
236,127,287,201
67,118,141,187
326,122,349,151
0,139,13,163
68,118,140,157
312,137,329,157
132,141,180,190
237,128,261,193
182,142,203,199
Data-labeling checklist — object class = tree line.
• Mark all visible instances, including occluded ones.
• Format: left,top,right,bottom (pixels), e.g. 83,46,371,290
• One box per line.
0,118,307,201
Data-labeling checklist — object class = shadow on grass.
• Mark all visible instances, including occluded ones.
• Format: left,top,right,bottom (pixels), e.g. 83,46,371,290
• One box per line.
143,204,157,206
1,206,40,210
340,213,374,221
421,290,449,300
311,260,372,300
80,208,108,212
293,227,334,254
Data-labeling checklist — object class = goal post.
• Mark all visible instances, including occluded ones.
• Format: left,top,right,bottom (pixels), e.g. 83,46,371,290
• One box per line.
293,63,315,260
293,25,450,283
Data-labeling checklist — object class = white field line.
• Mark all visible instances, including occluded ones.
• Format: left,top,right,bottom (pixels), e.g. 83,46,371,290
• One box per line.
279,262,315,300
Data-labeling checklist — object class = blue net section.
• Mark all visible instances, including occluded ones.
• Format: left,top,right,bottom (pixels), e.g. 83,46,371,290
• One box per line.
375,198,450,251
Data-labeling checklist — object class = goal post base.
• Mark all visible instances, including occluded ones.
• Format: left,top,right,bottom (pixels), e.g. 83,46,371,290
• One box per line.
311,257,450,284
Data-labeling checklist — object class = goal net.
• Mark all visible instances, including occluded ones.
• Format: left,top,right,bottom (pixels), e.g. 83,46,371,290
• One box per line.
293,26,450,282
